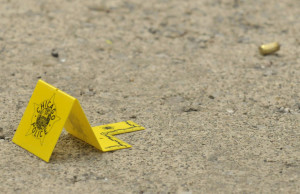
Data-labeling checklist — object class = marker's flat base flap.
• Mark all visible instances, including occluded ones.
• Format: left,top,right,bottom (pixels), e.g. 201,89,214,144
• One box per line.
92,121,145,152
64,99,100,150
12,80,74,162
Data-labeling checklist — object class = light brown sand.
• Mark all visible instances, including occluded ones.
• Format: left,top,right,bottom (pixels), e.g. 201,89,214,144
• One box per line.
0,0,299,193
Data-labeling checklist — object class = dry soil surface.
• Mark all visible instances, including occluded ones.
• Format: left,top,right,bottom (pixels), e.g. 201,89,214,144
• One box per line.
0,0,300,193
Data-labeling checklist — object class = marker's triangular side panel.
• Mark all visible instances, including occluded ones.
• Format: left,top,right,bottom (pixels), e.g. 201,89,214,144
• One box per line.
64,99,101,150
92,120,145,152
12,80,75,162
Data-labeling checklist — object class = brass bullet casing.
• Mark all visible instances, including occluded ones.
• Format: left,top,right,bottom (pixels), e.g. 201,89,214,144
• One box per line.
259,42,280,55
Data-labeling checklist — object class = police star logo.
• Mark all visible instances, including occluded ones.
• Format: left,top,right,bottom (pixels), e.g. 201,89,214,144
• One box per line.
26,94,60,145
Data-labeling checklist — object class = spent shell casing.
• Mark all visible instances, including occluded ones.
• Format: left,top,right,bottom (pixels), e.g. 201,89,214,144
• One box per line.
259,42,280,55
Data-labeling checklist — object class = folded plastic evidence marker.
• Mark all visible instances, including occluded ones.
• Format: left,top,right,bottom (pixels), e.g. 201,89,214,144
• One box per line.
12,80,145,162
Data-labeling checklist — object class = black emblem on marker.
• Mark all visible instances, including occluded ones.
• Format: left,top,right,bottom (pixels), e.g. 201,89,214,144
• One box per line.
26,94,60,145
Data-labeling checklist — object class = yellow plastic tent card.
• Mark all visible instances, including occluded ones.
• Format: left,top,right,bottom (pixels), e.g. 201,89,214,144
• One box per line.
12,80,145,162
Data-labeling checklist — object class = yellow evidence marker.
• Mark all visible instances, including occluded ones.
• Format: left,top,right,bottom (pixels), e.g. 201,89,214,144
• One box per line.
12,80,145,162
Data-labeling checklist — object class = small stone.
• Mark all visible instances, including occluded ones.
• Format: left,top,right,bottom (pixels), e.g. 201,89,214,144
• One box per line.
129,115,137,119
278,107,290,113
106,40,112,45
51,49,59,58
279,107,284,112
88,5,110,13
226,109,234,114
208,95,215,99
284,107,290,113
148,28,158,34
96,110,105,115
60,58,66,63
182,107,198,112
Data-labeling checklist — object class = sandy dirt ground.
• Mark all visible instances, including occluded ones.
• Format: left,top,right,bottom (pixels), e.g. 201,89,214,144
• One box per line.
0,0,300,193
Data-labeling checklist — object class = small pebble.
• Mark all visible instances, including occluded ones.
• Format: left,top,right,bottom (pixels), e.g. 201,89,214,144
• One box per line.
226,109,234,114
284,108,290,113
59,58,66,63
51,49,59,58
182,107,198,112
279,107,284,112
148,28,158,34
129,115,137,119
279,107,290,113
106,40,112,45
88,5,110,13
